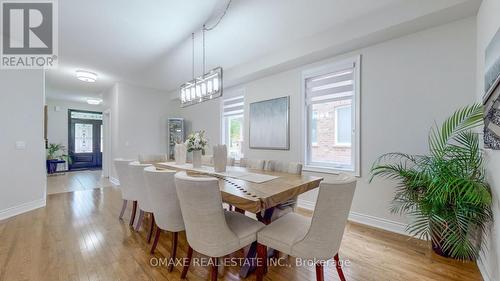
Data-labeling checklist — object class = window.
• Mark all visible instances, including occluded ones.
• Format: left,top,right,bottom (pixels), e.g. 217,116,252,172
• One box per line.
222,94,245,160
303,57,360,174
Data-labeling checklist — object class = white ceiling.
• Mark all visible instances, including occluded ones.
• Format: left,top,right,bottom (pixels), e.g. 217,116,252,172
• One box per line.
46,0,480,102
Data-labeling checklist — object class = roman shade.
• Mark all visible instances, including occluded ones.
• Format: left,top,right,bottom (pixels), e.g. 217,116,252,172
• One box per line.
223,95,244,117
305,63,355,105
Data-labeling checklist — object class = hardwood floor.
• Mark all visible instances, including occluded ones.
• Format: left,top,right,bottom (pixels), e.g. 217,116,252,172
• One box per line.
0,179,483,281
47,170,112,194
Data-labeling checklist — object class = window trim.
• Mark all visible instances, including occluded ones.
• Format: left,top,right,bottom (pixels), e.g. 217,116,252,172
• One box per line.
301,55,361,176
221,88,246,160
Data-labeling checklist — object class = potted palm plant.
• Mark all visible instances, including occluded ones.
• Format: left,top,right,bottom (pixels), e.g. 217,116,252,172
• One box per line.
46,143,71,174
370,103,492,261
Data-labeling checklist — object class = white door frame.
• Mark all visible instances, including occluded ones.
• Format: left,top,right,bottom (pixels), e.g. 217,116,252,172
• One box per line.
102,109,111,178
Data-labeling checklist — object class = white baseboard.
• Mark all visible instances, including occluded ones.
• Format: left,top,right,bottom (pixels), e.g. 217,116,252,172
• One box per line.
0,197,46,221
298,199,408,237
109,177,120,186
477,259,493,281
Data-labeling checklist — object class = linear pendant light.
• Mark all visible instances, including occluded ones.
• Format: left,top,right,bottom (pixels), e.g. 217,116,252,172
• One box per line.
180,1,232,107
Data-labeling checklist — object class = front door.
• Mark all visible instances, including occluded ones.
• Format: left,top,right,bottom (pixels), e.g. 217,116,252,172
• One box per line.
68,110,103,170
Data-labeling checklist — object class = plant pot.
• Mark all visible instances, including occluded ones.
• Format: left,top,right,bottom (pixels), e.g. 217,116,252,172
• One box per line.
46,159,59,174
192,150,202,168
432,240,452,258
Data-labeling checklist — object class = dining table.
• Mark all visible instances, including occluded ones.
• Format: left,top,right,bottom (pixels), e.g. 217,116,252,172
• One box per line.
153,161,324,277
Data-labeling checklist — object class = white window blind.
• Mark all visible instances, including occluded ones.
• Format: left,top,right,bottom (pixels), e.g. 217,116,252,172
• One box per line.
223,95,244,117
305,64,354,105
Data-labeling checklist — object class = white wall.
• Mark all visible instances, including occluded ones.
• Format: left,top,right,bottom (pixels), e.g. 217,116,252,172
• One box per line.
178,17,477,231
45,99,104,170
0,70,46,220
103,82,179,180
476,1,500,280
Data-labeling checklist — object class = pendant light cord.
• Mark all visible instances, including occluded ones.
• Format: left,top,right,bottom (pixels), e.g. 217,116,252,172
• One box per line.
203,0,232,31
202,0,232,73
202,25,206,74
191,33,195,80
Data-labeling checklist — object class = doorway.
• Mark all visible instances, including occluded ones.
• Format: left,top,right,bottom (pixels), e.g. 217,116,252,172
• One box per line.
68,110,103,170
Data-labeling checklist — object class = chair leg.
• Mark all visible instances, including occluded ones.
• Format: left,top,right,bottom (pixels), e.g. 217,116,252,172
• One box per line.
134,210,145,231
334,253,346,281
210,257,218,281
119,199,127,220
129,201,137,226
315,263,324,281
256,243,267,281
150,226,161,254
181,245,193,279
168,232,178,272
147,213,155,243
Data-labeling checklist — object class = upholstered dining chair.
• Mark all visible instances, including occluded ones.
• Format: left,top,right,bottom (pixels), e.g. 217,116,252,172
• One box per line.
174,171,265,281
113,159,137,224
261,161,303,221
256,174,357,281
143,166,185,272
240,158,265,170
128,161,155,240
201,155,214,166
138,154,167,164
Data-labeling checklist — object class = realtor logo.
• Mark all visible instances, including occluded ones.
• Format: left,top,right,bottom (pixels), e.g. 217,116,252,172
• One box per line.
1,0,58,68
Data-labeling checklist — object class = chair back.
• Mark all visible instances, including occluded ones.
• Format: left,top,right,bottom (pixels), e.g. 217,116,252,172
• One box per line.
201,155,214,166
143,166,184,232
113,159,135,200
227,157,235,166
175,171,239,257
240,158,265,170
138,154,167,164
128,161,153,212
265,160,302,175
292,174,356,259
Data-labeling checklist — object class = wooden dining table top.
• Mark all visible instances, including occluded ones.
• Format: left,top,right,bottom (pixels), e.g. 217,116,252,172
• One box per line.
154,162,323,213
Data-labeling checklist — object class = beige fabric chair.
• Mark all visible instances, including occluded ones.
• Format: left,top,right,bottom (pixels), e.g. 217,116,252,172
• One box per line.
128,161,154,234
113,159,137,224
240,158,265,169
174,171,265,280
138,154,167,164
144,166,185,271
201,155,214,166
256,174,357,281
262,161,303,220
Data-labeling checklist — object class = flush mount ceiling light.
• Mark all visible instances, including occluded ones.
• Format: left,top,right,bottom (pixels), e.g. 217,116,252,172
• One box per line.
76,70,98,83
180,0,231,107
86,98,102,105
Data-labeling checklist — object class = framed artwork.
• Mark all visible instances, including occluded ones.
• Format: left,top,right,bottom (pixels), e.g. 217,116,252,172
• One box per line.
249,96,290,150
484,27,500,150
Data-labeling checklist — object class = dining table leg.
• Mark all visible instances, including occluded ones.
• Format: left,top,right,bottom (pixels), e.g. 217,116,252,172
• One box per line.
239,207,274,278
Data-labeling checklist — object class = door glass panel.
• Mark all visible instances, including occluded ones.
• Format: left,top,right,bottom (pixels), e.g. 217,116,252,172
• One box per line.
75,123,93,153
71,111,102,120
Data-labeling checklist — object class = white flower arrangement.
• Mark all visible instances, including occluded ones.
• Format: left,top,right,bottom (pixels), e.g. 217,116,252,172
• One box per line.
185,130,208,152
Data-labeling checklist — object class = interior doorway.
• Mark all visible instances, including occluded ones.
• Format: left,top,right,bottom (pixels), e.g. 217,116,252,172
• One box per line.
68,110,103,170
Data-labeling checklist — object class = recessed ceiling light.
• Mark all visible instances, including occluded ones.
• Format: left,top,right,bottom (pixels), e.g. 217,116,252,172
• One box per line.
76,70,98,83
87,98,102,105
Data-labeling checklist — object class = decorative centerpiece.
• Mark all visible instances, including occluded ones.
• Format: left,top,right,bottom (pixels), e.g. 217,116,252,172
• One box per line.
213,144,228,172
185,130,208,168
174,142,187,165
